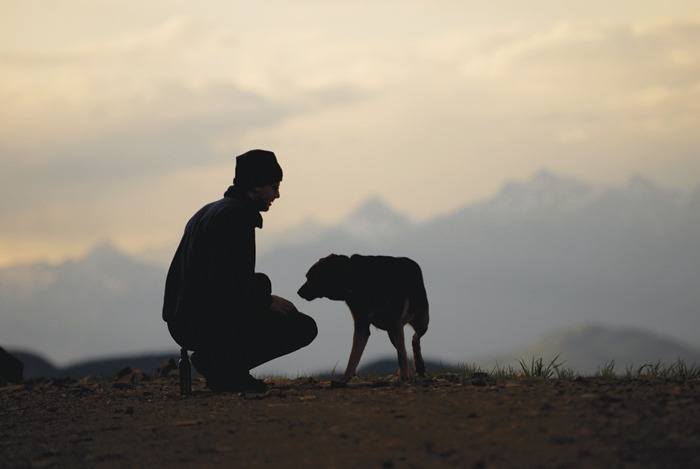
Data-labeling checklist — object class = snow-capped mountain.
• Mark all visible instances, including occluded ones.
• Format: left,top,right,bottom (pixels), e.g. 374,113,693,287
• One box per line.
2,171,699,373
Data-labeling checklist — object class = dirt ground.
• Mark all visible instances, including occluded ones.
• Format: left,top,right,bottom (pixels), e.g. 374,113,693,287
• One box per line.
1,372,699,468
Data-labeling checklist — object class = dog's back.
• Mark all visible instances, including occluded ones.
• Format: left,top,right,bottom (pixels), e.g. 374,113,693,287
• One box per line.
347,255,428,328
348,255,429,377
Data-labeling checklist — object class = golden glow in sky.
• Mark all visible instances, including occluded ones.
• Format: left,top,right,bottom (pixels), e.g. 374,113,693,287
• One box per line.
1,1,699,265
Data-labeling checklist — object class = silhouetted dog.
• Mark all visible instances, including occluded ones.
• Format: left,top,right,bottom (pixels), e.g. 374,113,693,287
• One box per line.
298,254,429,381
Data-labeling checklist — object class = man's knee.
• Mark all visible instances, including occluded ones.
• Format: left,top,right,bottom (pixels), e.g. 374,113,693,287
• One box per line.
252,273,272,296
296,313,318,347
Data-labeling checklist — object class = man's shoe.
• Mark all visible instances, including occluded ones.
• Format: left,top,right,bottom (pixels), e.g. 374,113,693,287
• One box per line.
234,373,268,393
206,373,268,393
190,351,215,376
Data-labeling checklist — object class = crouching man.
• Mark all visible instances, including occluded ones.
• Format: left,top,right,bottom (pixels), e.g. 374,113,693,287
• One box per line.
162,149,317,392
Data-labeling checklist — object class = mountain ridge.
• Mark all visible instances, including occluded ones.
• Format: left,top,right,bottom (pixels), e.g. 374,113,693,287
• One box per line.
8,323,699,379
2,170,699,372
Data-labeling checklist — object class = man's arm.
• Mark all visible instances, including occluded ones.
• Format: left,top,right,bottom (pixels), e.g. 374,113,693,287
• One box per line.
270,295,298,315
216,212,272,312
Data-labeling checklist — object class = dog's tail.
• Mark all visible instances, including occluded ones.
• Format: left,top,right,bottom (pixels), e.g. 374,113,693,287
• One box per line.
401,257,429,317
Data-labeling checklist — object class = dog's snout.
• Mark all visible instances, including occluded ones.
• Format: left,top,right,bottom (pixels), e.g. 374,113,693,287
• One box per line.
297,282,313,300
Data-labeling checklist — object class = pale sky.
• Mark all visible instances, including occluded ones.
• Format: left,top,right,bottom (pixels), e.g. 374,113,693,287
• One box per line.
1,1,699,266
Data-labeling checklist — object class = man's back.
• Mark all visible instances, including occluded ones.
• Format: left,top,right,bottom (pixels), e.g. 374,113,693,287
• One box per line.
162,192,263,325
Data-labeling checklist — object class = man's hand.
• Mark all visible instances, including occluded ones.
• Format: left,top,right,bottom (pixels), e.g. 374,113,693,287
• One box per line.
270,295,298,316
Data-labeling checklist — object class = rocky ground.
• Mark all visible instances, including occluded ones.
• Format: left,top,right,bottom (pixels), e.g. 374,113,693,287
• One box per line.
1,369,699,468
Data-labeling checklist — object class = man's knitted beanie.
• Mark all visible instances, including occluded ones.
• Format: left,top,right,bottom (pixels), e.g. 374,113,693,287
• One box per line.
233,149,283,189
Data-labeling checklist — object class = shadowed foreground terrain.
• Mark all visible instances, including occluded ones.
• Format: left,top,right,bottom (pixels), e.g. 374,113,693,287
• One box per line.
1,372,699,468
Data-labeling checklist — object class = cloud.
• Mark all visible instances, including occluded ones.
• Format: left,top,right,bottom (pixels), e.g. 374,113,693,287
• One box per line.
0,14,374,264
1,9,699,265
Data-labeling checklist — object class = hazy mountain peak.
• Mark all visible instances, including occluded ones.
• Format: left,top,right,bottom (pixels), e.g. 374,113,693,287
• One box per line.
508,169,589,195
594,175,680,212
341,196,411,241
620,174,677,201
531,168,566,184
625,173,655,191
81,240,130,266
346,196,406,222
258,216,327,254
486,169,592,214
86,239,122,256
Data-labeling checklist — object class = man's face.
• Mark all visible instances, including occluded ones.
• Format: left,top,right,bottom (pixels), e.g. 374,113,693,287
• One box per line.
247,181,281,211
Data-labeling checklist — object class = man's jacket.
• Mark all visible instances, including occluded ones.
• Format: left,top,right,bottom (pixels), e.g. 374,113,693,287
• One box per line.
162,186,270,327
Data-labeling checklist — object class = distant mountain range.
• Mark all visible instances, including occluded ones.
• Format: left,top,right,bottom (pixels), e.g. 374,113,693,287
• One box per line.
8,349,178,380
511,323,700,374
256,170,700,372
256,196,414,256
9,323,700,379
0,241,171,365
1,170,699,375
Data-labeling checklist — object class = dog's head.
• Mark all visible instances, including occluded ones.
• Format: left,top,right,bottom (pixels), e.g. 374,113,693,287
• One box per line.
297,254,352,301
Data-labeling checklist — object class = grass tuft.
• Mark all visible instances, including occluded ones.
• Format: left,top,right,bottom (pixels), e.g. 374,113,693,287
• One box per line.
554,366,578,380
666,359,700,381
518,355,565,379
262,358,699,384
490,363,519,380
595,360,616,378
622,359,700,381
460,362,485,376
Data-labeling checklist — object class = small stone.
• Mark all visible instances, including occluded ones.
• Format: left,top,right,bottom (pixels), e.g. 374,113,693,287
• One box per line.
114,367,146,385
471,378,487,387
157,359,178,378
51,377,76,387
0,347,24,385
115,367,133,380
78,376,96,386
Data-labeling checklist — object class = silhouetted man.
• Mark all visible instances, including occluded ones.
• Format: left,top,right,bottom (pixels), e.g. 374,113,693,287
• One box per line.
163,149,317,392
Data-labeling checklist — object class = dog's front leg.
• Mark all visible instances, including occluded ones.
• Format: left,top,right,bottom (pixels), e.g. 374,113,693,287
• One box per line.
343,321,370,382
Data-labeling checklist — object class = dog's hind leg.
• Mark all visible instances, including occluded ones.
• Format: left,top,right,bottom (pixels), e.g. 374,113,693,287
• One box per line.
409,309,429,377
388,323,411,380
410,323,427,377
343,320,370,382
